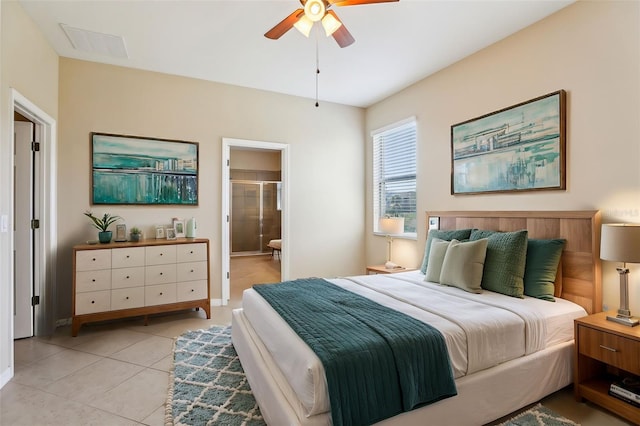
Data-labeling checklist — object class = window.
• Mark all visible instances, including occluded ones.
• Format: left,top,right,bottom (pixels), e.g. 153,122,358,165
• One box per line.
373,117,417,236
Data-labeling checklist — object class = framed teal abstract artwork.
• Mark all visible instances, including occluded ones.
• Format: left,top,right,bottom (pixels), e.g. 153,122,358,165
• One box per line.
91,133,198,205
451,90,566,195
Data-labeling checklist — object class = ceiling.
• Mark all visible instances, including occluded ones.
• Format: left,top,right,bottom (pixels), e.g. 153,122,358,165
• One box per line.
18,0,573,108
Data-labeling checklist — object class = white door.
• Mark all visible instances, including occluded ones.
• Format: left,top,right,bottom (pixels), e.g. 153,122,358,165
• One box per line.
14,121,34,339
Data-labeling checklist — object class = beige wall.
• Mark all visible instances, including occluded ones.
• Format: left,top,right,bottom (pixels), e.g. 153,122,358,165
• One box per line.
231,149,281,172
365,1,640,313
57,58,365,318
0,1,59,384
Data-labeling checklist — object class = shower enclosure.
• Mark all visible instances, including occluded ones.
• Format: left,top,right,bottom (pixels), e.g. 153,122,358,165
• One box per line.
231,180,281,255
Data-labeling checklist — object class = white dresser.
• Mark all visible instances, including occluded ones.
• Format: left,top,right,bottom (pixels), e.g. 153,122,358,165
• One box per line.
72,238,210,336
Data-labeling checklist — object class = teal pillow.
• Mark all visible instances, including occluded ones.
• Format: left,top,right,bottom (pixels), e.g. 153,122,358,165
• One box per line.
524,239,566,301
439,239,488,293
425,239,451,282
420,229,473,274
470,229,528,298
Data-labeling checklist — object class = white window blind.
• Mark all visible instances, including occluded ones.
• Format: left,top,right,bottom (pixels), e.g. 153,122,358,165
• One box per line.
373,118,417,235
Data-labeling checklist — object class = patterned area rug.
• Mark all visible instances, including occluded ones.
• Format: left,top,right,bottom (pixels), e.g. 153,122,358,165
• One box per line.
166,326,579,426
499,403,581,426
166,325,265,426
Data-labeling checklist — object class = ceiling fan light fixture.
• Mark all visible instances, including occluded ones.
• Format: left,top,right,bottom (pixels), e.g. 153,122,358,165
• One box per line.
293,15,314,37
321,13,342,36
304,0,326,22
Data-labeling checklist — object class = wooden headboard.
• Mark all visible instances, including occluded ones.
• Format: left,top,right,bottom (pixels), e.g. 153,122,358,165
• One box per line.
425,210,601,314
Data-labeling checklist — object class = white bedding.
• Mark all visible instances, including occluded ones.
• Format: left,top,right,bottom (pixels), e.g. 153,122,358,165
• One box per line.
241,270,586,418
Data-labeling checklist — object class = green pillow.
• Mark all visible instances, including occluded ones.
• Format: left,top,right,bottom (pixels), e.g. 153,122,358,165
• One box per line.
524,239,566,301
425,239,451,282
439,239,488,293
470,229,528,298
420,229,473,274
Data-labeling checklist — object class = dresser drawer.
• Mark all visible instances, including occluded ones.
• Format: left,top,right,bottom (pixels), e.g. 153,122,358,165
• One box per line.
176,243,207,263
145,283,177,306
111,287,145,311
76,269,111,293
75,290,110,315
75,249,111,271
145,245,176,265
112,247,145,268
176,261,208,282
578,325,640,374
112,267,145,289
145,264,176,285
177,280,208,302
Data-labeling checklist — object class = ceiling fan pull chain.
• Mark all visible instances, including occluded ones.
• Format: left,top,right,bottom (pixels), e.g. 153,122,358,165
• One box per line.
315,32,320,107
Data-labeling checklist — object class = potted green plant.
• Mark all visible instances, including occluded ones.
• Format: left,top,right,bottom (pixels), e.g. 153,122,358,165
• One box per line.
130,227,142,242
84,211,122,244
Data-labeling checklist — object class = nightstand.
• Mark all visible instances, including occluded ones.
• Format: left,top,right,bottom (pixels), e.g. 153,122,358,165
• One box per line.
366,265,416,275
574,311,640,424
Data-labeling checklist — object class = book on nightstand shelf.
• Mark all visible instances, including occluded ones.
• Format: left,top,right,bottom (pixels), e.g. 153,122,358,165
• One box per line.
609,376,640,407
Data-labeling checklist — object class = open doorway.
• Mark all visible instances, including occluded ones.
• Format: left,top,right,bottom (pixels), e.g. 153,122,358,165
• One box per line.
11,90,57,342
221,138,289,307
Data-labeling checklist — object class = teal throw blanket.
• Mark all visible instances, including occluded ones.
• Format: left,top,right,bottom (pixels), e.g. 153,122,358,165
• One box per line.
253,278,456,426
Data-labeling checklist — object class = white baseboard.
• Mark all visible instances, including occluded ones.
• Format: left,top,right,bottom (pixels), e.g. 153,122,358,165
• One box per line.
0,366,13,389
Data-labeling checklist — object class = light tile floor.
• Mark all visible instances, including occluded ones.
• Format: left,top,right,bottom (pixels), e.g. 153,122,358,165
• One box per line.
0,255,633,425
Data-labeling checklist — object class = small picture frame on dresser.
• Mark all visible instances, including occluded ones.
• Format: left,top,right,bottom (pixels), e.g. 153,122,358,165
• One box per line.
115,224,127,242
166,228,177,240
155,226,165,239
173,219,185,238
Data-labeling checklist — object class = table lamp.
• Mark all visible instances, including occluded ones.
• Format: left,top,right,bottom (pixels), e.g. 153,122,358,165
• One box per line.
379,217,404,269
600,223,640,326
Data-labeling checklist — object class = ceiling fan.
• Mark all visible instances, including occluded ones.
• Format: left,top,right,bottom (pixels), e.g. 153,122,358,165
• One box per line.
265,0,399,48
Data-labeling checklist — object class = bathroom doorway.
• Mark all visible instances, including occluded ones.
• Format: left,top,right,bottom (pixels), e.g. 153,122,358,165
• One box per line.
221,139,289,306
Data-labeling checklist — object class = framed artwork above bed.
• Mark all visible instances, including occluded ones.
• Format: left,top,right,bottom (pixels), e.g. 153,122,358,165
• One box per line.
451,90,566,195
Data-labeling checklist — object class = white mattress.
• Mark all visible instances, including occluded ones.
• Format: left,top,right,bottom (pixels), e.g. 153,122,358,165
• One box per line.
241,270,586,418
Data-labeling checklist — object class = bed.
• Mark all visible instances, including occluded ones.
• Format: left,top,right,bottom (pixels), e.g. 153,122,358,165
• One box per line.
232,210,602,425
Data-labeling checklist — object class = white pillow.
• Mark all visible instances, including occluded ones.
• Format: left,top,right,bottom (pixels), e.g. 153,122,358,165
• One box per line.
424,238,451,283
439,239,488,293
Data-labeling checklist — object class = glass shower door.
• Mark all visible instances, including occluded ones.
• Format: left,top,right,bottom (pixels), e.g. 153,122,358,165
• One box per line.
231,182,261,253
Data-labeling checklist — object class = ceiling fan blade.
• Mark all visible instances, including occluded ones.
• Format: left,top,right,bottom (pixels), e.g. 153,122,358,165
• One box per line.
329,0,399,6
327,11,355,48
264,9,304,40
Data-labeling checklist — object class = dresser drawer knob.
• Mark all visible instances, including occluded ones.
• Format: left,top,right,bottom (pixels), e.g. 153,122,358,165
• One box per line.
126,276,130,279
92,279,96,282
126,296,129,300
190,269,194,273
159,292,163,296
160,253,163,256
190,250,194,254
92,258,96,261
126,255,130,258
191,289,194,292
160,272,163,275
91,300,95,304
599,344,618,352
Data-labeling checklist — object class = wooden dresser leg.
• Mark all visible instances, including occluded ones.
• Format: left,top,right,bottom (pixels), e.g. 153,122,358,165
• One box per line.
71,318,81,337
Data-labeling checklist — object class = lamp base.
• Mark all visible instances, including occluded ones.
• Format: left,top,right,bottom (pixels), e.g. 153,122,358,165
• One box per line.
606,314,640,327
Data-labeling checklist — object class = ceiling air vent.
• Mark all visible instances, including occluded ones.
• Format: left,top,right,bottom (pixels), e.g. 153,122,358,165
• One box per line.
60,23,128,59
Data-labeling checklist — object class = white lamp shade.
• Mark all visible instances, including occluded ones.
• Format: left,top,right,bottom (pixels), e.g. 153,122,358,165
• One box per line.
321,13,342,36
293,16,313,37
304,0,325,22
379,217,404,235
601,224,640,263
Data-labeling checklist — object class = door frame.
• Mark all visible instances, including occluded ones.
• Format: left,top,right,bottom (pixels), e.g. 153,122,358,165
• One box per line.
221,138,289,305
10,89,58,341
